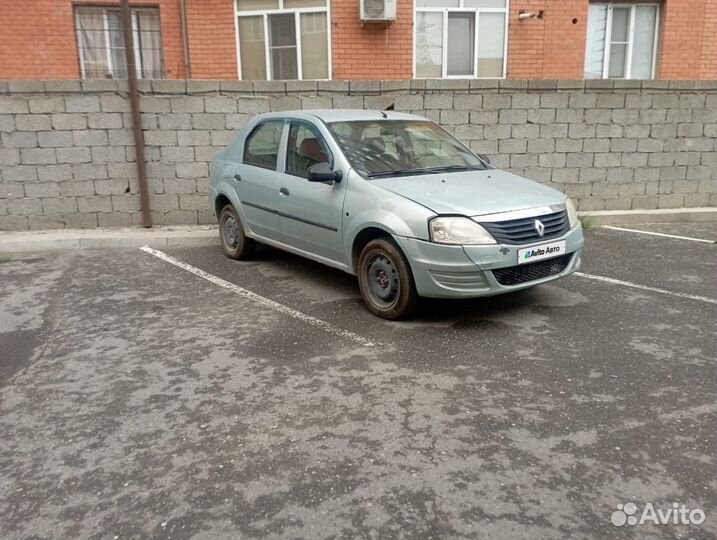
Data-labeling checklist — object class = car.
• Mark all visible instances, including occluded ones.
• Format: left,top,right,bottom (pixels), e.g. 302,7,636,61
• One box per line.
208,110,584,320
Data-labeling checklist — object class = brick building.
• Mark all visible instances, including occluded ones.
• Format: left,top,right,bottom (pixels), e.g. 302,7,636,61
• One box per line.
0,0,715,82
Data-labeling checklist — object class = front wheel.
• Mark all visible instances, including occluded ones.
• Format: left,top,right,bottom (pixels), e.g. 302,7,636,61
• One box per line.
218,204,255,260
357,238,418,320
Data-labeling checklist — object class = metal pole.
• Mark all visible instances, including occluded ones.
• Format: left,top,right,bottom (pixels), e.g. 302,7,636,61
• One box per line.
120,0,152,228
180,0,192,79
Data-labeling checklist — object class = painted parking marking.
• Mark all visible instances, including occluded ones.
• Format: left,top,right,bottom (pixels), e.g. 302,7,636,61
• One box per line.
140,246,378,348
574,272,717,305
602,225,716,244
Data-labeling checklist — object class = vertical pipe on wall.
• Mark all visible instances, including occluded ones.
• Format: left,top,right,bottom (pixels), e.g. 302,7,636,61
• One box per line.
120,0,152,228
180,0,192,79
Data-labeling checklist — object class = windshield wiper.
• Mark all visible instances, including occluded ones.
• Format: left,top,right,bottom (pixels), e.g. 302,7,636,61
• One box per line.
421,165,483,173
367,168,426,178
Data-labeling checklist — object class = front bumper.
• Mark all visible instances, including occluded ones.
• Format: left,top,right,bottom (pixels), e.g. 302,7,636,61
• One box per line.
394,225,584,299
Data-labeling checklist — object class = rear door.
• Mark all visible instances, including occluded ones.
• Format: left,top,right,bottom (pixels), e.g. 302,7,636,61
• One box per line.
276,120,346,262
232,119,285,239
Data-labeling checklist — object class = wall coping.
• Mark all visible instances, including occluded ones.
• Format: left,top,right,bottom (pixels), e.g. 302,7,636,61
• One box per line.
1,79,716,96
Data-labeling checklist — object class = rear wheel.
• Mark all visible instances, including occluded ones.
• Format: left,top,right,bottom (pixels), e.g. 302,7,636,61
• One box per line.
218,204,255,260
357,238,418,320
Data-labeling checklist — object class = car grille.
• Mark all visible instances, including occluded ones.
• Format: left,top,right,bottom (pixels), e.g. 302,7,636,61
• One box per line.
478,210,570,245
492,253,573,286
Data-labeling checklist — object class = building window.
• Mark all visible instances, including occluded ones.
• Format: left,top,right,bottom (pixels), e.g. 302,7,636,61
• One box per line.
236,0,330,80
75,6,164,79
584,3,659,79
415,0,508,79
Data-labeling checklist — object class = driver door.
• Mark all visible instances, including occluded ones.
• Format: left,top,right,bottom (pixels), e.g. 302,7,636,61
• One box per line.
276,121,346,263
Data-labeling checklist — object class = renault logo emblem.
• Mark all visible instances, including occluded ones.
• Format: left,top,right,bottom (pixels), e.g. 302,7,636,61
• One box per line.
534,219,545,237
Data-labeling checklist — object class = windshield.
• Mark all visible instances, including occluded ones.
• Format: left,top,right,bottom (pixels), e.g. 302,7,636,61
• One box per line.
327,120,488,178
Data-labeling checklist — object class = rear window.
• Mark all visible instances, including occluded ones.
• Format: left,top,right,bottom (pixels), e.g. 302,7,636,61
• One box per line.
243,121,283,169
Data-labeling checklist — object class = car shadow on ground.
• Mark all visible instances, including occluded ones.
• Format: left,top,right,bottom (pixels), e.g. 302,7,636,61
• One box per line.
246,242,541,325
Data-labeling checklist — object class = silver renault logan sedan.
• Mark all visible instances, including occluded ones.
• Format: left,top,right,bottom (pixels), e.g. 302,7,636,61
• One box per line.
208,110,584,319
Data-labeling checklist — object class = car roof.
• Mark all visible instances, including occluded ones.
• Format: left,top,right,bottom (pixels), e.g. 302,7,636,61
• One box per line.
252,109,428,124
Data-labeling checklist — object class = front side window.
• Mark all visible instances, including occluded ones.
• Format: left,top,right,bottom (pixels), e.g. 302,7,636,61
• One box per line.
286,123,331,178
75,6,164,79
584,3,659,79
244,121,284,169
415,0,507,78
236,0,330,81
328,120,487,178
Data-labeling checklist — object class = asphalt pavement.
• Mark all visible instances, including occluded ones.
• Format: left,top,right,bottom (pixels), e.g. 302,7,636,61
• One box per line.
1,223,715,540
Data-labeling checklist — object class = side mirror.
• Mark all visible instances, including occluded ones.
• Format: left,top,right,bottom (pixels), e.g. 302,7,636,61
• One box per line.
477,154,491,165
307,162,342,184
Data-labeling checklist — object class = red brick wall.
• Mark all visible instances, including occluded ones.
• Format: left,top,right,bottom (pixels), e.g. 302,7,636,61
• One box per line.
1,0,716,81
698,0,717,78
186,0,237,79
0,0,186,80
331,0,414,79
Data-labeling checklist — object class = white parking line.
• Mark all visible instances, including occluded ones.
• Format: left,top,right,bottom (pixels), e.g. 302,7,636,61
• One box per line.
140,246,378,348
574,272,717,305
602,225,716,244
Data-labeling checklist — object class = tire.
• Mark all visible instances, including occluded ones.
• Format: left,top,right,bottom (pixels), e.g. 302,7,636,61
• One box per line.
218,204,255,260
357,238,418,320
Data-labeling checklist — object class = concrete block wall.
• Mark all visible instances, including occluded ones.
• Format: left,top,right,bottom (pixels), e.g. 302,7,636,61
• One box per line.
0,78,716,230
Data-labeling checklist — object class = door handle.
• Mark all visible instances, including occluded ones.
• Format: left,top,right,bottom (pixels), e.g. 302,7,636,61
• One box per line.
279,187,290,196
233,174,241,181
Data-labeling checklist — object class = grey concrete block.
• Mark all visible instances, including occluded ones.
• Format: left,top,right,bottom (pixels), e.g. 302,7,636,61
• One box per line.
163,178,197,194
499,109,527,124
652,94,680,108
187,80,220,94
16,114,52,131
594,153,621,167
527,138,554,153
0,147,20,165
318,80,349,95
596,94,625,108
171,96,205,113
469,110,498,124
178,130,211,147
424,94,453,109
205,97,237,113
161,146,195,162
43,197,79,214
254,81,288,95
73,163,108,180
621,153,648,167
498,139,527,153
108,129,135,146
0,114,15,132
38,130,74,148
38,164,73,182
0,97,29,114
59,181,95,197
540,94,569,109
364,95,395,110
28,97,65,114
440,110,469,125
237,98,270,114
65,95,100,113
2,131,38,148
44,80,82,93
78,196,112,213
482,94,511,110
220,80,255,94
538,153,566,168
0,182,27,198
584,109,613,124
511,124,540,139
569,153,596,168
24,182,61,198
610,138,638,152
20,148,56,165
555,138,582,153
88,112,123,129
152,80,187,95
595,124,623,138
286,80,318,95
650,124,677,138
73,130,109,146
568,124,596,139
176,162,209,178
453,94,483,110
94,178,132,195
7,198,43,215
527,108,556,124
2,166,38,182
91,146,127,163
51,113,87,130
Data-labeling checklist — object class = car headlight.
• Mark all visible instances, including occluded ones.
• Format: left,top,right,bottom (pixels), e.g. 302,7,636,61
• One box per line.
565,198,579,229
429,217,496,245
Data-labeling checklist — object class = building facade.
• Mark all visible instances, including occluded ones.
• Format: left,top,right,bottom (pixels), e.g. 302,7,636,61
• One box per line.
0,0,715,81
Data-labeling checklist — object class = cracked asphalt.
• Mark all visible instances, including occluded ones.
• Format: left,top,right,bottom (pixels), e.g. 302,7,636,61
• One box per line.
1,223,716,540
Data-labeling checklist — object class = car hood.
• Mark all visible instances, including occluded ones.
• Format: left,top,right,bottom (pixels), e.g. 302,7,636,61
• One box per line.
371,169,566,217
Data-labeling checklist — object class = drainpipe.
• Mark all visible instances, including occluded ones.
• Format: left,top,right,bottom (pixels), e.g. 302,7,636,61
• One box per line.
180,0,192,79
120,0,152,228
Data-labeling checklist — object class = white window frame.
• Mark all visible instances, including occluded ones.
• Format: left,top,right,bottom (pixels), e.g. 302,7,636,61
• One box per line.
594,2,660,79
75,7,163,80
413,0,509,79
234,0,332,81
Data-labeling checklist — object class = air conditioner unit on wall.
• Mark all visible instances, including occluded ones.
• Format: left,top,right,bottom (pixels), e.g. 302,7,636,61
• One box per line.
360,0,396,22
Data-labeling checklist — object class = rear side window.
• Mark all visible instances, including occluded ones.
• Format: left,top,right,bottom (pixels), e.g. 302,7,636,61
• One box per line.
243,121,283,169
